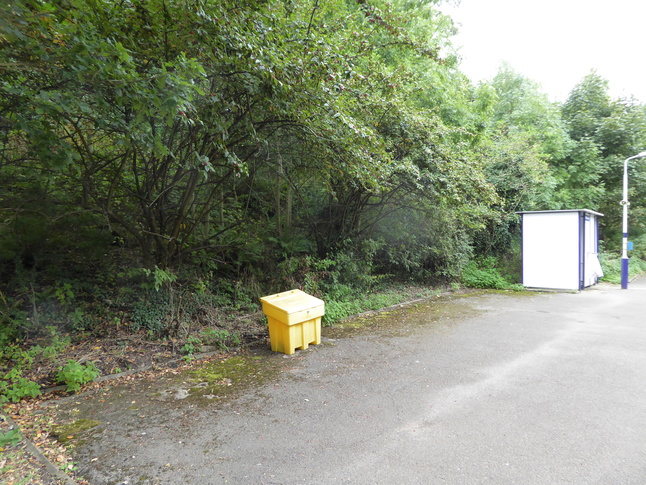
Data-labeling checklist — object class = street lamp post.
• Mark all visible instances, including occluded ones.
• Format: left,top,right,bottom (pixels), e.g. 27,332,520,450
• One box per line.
621,151,646,289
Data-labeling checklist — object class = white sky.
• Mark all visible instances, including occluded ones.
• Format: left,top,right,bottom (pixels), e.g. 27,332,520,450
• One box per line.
440,0,646,103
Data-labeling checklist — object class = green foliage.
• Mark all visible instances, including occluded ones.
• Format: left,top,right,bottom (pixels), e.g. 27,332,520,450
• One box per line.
208,280,256,312
181,335,203,361
200,329,241,351
557,72,646,246
490,64,572,162
55,283,75,306
0,291,32,345
142,267,178,292
562,72,613,142
0,328,70,370
494,240,523,284
630,234,646,261
550,136,605,210
0,428,22,448
0,326,73,402
323,294,390,325
40,328,71,359
0,368,41,403
322,285,440,325
2,345,34,371
598,252,621,284
371,204,478,280
56,360,100,393
599,253,646,285
461,257,522,290
131,294,171,336
0,0,488,275
181,328,242,359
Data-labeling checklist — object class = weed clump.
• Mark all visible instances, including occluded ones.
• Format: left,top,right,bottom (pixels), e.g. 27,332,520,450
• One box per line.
461,257,522,290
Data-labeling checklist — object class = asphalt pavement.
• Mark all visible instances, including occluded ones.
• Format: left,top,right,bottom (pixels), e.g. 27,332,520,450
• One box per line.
55,278,646,484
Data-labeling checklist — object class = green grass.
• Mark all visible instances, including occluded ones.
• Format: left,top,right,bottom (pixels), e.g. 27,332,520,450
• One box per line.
322,285,441,325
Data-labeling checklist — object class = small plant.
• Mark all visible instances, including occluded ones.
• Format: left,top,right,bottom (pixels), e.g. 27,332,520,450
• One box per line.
181,335,203,358
0,326,72,402
0,368,41,403
41,326,71,359
67,307,89,332
55,282,75,306
200,328,241,351
141,266,177,292
56,360,99,393
1,344,36,371
0,328,70,369
0,428,22,448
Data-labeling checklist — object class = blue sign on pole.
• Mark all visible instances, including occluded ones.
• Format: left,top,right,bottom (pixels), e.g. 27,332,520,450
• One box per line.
628,241,634,251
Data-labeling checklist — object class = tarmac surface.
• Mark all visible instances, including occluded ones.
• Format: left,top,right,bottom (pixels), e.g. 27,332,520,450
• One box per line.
52,279,646,484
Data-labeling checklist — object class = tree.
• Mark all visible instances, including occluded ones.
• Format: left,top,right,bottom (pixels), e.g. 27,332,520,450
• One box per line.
459,66,563,254
558,72,646,244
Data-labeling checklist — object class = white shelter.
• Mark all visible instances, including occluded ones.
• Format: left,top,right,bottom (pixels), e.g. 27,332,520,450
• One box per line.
518,210,604,290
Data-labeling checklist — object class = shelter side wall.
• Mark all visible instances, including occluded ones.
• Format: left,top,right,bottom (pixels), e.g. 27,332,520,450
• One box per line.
522,212,580,290
583,214,603,287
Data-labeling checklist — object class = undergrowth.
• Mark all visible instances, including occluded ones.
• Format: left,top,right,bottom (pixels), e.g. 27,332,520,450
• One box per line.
599,252,646,284
0,327,100,402
321,285,441,325
460,257,523,290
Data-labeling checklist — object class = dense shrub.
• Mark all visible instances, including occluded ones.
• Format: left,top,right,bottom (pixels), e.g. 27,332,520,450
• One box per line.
461,257,522,290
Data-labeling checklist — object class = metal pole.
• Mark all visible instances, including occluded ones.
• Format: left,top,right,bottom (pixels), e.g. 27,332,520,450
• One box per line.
621,157,630,289
621,151,646,289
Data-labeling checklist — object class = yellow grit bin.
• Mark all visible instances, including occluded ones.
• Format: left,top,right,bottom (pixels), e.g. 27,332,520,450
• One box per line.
260,289,325,355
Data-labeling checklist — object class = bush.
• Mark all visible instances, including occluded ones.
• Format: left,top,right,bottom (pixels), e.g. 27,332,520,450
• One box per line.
180,335,203,361
131,294,171,335
56,360,99,393
314,241,384,298
461,257,522,290
371,206,474,281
